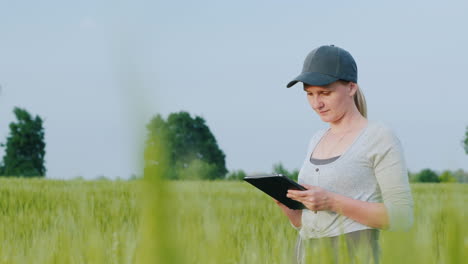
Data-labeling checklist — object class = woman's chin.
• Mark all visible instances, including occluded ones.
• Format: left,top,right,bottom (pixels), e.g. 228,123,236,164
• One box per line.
319,116,332,123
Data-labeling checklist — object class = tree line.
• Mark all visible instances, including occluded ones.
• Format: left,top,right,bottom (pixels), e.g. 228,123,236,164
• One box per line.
1,108,467,181
408,168,468,183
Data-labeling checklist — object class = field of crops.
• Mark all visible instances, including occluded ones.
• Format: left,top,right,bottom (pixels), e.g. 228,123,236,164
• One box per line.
0,178,466,263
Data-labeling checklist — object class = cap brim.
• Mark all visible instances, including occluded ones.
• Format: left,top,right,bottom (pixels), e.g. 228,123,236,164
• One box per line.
286,72,338,88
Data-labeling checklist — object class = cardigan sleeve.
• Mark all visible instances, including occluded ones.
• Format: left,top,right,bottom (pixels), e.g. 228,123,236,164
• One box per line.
372,129,414,231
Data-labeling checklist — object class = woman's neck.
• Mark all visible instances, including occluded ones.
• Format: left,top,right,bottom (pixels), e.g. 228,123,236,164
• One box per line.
329,108,367,134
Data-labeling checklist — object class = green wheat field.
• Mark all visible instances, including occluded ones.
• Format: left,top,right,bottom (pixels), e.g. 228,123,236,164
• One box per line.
0,178,466,264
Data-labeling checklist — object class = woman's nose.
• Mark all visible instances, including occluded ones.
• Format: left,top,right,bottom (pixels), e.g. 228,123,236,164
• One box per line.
312,97,324,110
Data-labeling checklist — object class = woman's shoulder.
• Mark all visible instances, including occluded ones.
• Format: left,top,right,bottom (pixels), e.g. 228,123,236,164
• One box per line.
366,120,402,146
367,120,393,134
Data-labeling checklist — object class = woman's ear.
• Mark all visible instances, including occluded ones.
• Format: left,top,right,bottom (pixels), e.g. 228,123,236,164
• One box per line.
349,82,358,97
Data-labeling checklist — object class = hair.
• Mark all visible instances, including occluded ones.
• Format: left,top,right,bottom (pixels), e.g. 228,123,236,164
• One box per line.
337,80,367,118
354,85,367,118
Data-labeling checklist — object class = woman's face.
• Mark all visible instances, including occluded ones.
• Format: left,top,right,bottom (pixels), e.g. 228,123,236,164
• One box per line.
304,81,357,123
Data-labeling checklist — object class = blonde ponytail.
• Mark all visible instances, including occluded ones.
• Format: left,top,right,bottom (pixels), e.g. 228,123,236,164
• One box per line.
354,86,367,118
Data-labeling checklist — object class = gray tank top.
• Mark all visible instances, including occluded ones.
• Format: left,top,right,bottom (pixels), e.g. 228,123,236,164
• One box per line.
310,155,341,165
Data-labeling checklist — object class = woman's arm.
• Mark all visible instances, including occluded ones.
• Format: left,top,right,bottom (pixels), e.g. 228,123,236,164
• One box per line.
287,185,389,229
371,133,413,231
329,192,389,229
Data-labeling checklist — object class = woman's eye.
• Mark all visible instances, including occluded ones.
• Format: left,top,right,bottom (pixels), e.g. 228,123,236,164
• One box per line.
322,92,330,96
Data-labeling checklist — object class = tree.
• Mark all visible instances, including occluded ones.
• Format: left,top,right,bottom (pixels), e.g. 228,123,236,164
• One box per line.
145,111,227,180
439,170,457,183
0,107,46,177
178,159,220,180
417,168,439,183
272,162,299,181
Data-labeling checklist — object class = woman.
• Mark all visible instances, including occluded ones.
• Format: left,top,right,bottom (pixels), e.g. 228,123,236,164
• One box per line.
275,45,413,263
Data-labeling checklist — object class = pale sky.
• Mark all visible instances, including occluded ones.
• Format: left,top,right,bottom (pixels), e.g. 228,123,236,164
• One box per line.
1,0,467,179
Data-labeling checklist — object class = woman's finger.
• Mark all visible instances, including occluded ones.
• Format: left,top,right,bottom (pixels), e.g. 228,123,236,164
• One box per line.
288,190,309,198
286,192,300,199
288,194,308,203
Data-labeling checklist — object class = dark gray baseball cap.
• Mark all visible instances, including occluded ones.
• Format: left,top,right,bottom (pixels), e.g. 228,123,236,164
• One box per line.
286,45,358,88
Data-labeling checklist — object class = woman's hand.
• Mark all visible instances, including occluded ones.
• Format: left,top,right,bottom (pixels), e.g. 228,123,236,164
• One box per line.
273,198,302,228
287,184,336,212
273,198,300,216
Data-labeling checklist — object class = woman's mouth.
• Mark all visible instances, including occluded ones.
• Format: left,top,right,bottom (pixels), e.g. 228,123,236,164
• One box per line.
319,110,329,114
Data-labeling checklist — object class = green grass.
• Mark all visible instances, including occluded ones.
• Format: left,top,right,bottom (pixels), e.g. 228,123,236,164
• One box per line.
0,179,465,263
0,178,139,263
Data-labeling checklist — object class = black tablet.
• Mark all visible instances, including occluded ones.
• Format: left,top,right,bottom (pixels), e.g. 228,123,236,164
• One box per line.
243,174,307,210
